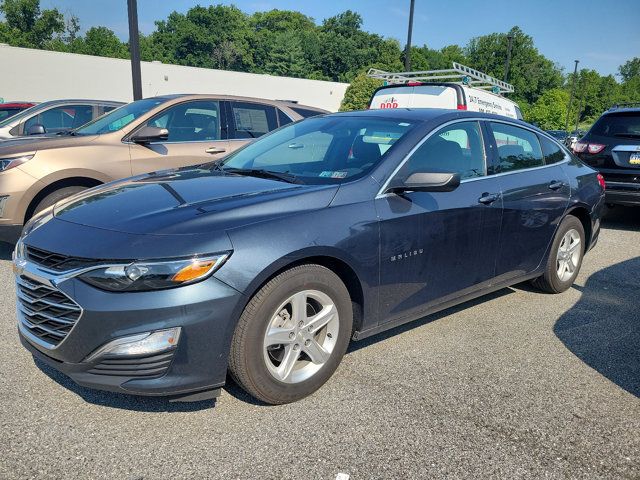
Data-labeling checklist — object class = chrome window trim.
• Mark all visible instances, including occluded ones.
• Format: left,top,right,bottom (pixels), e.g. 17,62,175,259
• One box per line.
376,117,570,198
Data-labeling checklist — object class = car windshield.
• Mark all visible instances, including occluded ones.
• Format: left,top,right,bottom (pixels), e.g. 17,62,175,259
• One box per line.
220,116,415,184
74,98,165,135
0,103,42,127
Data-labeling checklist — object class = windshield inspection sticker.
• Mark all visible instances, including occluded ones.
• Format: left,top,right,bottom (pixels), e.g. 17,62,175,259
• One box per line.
319,171,348,178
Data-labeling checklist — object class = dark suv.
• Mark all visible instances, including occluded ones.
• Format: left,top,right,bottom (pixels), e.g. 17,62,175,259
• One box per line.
574,104,640,206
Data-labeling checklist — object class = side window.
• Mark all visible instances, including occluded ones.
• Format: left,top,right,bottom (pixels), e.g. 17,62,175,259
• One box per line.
24,105,93,132
230,102,277,139
147,101,221,142
102,105,118,114
398,121,486,180
489,122,544,173
539,135,567,164
277,109,293,127
290,107,323,119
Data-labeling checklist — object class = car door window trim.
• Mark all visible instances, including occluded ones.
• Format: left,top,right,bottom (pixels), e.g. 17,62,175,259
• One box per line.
376,117,569,198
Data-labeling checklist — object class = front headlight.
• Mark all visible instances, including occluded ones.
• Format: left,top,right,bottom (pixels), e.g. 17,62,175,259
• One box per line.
0,154,34,172
79,253,230,292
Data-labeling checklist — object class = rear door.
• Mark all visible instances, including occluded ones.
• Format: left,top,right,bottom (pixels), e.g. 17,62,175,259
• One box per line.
226,101,280,154
486,121,570,282
129,99,229,174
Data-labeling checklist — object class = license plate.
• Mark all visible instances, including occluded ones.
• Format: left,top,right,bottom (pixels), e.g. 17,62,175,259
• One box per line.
631,152,640,165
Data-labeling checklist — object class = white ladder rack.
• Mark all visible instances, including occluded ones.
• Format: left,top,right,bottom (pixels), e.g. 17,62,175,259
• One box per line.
367,62,514,94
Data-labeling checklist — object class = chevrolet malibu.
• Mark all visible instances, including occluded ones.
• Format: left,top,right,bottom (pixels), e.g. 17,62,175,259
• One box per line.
14,109,605,405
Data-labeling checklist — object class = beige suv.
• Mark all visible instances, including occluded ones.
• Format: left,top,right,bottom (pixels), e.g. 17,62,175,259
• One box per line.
0,94,327,242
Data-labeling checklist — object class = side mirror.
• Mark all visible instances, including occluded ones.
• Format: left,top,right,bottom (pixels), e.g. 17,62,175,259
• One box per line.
27,124,46,135
388,171,461,193
130,126,169,144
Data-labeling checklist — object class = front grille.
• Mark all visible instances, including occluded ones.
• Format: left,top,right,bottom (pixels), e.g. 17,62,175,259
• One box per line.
25,245,102,272
88,350,175,378
16,275,81,347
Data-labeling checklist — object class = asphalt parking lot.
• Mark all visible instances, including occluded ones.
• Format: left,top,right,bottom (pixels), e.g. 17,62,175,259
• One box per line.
0,208,638,480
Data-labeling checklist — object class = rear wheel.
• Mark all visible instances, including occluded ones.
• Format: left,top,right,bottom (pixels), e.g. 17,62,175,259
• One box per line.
229,264,353,404
531,215,585,293
32,186,88,216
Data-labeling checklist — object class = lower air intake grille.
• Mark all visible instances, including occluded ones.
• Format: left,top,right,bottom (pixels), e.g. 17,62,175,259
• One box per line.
88,350,175,378
16,275,81,347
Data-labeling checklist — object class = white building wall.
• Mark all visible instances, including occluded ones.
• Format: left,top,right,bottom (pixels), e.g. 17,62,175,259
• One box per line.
0,45,349,111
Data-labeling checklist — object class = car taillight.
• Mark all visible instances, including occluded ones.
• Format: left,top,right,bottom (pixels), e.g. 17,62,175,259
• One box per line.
407,81,423,86
573,142,588,153
587,143,606,154
597,173,606,190
457,104,467,110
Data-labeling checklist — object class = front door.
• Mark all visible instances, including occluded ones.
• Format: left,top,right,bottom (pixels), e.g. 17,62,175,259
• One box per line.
485,121,571,282
376,120,503,324
129,99,229,175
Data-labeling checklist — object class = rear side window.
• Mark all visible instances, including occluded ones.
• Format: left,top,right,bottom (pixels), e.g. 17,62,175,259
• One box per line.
489,122,544,173
230,102,278,139
539,135,566,164
277,109,293,127
290,107,323,118
590,112,640,139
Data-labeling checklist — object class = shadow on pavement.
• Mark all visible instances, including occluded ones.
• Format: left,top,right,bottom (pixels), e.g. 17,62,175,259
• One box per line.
554,256,640,397
601,205,639,232
34,358,217,412
348,288,515,353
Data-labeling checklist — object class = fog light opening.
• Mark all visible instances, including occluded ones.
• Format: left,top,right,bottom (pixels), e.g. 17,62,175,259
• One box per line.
84,327,182,362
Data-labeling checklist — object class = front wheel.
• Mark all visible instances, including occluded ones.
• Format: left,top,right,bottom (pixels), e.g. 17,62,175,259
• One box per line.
229,264,353,404
531,215,585,294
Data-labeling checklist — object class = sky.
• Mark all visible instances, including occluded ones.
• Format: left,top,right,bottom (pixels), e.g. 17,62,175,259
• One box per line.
40,0,640,78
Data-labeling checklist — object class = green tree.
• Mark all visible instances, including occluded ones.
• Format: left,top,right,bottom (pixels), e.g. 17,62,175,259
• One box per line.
525,88,570,129
619,57,640,82
69,26,128,58
465,26,563,104
0,0,64,47
339,73,382,111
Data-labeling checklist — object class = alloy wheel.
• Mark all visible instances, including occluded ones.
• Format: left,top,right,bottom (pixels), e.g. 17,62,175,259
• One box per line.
556,228,581,282
262,289,339,384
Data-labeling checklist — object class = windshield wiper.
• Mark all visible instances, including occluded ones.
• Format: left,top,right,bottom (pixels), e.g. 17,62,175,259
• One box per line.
222,167,303,184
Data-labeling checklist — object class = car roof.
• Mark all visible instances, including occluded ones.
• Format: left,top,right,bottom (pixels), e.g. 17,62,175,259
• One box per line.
332,107,535,126
0,102,35,108
604,107,640,114
143,94,329,112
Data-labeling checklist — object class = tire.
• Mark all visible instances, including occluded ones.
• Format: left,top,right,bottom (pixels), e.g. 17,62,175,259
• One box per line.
229,264,353,404
531,215,585,294
33,186,88,216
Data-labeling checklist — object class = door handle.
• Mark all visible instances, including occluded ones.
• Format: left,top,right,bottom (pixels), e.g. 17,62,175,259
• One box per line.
478,192,500,205
548,180,564,191
205,146,226,154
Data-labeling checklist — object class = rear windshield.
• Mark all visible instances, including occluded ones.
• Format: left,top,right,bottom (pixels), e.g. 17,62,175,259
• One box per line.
591,112,640,139
0,103,41,127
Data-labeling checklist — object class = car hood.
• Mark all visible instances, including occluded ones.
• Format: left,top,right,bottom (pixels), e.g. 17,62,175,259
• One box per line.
53,168,339,235
0,133,98,155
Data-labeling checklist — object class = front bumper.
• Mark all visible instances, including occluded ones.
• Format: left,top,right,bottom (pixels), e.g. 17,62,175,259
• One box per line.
16,259,245,398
